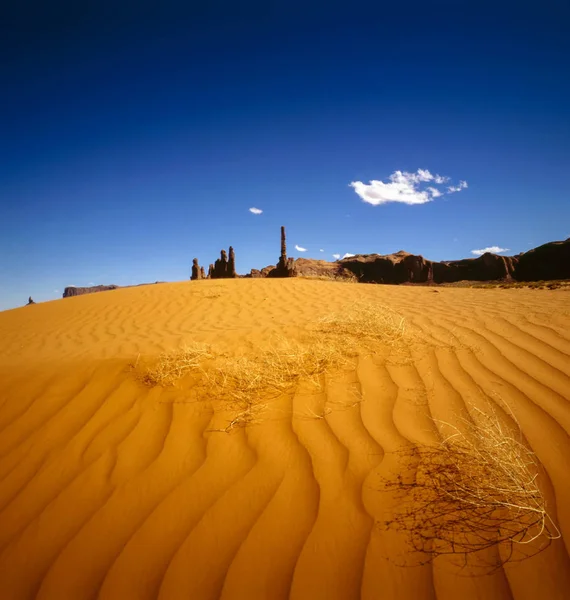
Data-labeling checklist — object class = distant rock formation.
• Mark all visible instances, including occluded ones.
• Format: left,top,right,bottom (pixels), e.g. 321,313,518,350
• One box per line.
213,249,228,278
57,237,569,301
245,236,568,285
337,250,519,284
210,247,238,279
27,296,35,305
434,252,518,283
513,238,570,281
266,226,297,278
191,258,202,280
288,258,356,280
63,285,119,298
228,246,236,278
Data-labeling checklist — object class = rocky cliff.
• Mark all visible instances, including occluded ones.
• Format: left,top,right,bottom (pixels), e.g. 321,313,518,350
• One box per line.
63,285,119,297
513,238,570,281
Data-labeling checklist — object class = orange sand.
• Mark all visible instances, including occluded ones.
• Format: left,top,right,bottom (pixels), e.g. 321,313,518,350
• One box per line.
0,278,569,599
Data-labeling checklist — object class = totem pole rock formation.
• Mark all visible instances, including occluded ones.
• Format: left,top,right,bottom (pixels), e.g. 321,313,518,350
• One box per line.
27,296,35,305
208,264,214,279
267,226,297,277
280,226,287,264
200,266,206,279
191,258,202,280
228,246,236,278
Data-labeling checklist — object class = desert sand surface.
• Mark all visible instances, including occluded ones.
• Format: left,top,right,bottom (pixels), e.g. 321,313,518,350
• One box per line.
1,278,570,600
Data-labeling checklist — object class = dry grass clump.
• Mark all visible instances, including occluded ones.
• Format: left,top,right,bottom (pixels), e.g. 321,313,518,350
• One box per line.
206,336,351,405
381,405,559,568
131,342,212,387
204,336,355,433
314,300,409,356
131,302,413,431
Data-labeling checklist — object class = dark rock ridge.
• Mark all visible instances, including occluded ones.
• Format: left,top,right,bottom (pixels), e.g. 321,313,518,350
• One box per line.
337,250,518,284
246,235,568,284
63,285,119,297
62,282,163,298
513,238,570,281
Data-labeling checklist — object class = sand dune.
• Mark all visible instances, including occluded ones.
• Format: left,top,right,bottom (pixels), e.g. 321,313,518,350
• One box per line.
1,278,569,599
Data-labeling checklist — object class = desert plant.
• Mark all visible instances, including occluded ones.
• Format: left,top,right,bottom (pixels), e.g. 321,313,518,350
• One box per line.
131,342,212,387
380,405,560,569
313,300,410,360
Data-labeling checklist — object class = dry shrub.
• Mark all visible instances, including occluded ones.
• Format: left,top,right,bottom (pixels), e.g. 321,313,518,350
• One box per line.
207,336,348,397
131,302,411,430
313,300,409,360
203,336,358,433
381,405,560,568
131,342,212,387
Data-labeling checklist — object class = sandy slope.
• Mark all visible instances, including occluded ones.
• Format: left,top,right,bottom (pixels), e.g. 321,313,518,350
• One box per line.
0,278,569,600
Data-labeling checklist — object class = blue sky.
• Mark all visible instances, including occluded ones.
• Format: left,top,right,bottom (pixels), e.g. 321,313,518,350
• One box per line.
1,1,569,311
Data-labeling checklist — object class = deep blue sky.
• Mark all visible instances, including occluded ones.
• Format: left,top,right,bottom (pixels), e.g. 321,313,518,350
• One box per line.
1,1,569,310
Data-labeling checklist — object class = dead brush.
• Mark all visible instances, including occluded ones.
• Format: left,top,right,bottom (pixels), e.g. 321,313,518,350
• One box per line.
381,405,560,568
203,336,354,432
205,336,352,404
131,342,212,387
313,300,410,357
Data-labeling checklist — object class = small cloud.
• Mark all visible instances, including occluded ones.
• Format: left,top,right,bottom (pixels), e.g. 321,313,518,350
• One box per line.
471,246,510,256
332,253,341,260
426,187,442,198
342,253,355,259
319,249,324,252
350,169,466,206
295,245,307,252
249,207,263,215
447,181,468,194
88,282,95,286
53,289,60,293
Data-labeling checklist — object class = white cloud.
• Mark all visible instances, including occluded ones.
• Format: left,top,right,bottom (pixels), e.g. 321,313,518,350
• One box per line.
447,180,468,194
426,186,442,198
342,253,355,259
295,244,307,252
319,249,324,252
332,253,341,259
88,282,95,286
53,289,60,293
249,207,263,215
350,169,467,206
471,246,510,256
